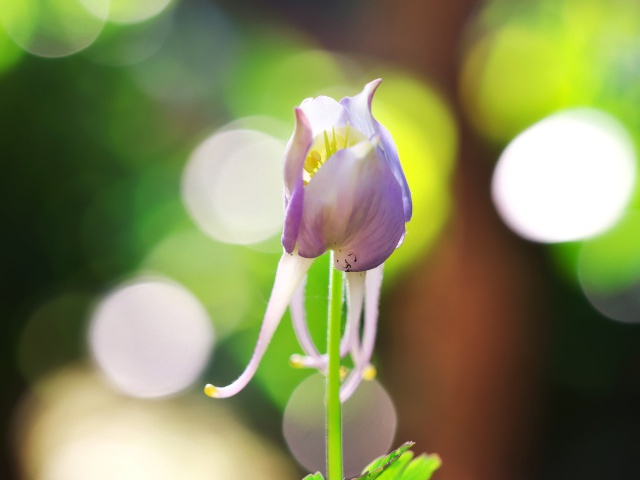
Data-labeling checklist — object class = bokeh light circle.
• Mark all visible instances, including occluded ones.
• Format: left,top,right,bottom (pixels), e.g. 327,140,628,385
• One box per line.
0,0,108,58
89,277,214,398
283,373,397,478
182,128,286,245
83,13,171,67
141,228,254,339
84,0,173,24
492,109,636,243
578,211,640,323
14,367,297,480
130,0,236,105
581,282,640,324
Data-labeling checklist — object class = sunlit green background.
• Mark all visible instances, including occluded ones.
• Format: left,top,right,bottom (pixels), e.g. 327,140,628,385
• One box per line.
2,0,640,479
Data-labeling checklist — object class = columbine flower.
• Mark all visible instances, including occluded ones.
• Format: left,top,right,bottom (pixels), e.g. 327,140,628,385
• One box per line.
205,79,411,401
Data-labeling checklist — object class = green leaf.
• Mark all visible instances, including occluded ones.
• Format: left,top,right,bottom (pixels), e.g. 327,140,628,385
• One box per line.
395,454,442,480
300,443,441,480
348,442,416,480
376,451,414,479
302,473,324,480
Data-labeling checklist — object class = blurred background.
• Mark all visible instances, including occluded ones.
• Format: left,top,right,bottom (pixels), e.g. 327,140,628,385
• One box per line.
2,0,640,479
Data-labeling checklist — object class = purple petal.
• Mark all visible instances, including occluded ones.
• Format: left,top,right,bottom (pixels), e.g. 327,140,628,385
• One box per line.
282,184,304,254
282,108,312,253
205,253,313,398
339,79,381,137
299,96,350,136
375,121,412,221
283,108,312,200
340,79,412,222
296,141,405,272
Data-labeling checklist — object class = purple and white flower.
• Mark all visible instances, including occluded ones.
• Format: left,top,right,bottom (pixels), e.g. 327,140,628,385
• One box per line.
205,80,411,401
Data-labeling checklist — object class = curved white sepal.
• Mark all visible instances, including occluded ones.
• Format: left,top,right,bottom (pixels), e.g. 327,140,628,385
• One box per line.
206,253,314,398
343,271,366,357
340,263,384,402
290,274,324,370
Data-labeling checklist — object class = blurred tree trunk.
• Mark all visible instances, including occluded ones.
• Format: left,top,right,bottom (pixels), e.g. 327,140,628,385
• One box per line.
351,1,547,479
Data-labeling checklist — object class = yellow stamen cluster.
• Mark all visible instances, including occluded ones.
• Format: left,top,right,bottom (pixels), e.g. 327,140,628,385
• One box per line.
303,124,353,185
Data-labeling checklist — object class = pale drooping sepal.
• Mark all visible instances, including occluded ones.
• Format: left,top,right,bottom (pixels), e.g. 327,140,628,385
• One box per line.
204,253,313,398
290,268,360,372
340,263,384,402
289,274,324,370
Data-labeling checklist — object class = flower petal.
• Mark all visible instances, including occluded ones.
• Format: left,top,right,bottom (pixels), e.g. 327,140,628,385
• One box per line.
340,79,412,221
283,108,313,199
296,140,405,272
300,96,350,136
340,264,384,402
205,253,313,398
375,121,412,221
282,108,312,253
339,79,381,137
282,185,304,254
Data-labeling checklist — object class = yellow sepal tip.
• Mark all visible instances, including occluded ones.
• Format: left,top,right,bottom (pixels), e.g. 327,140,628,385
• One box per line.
204,384,219,398
362,365,377,381
289,354,304,368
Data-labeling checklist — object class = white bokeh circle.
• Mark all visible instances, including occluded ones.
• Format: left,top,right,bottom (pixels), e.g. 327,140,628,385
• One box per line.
89,277,214,398
492,109,636,243
86,0,173,24
182,128,285,245
1,0,109,58
283,373,397,478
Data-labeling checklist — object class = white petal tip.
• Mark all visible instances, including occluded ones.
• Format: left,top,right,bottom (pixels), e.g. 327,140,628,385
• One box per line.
367,78,382,91
204,384,220,398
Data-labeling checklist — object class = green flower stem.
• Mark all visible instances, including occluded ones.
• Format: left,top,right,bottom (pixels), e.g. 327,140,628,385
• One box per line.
326,252,344,480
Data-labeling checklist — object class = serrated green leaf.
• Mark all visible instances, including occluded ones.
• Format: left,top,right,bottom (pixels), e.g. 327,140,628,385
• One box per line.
301,473,324,480
376,451,414,479
396,454,442,480
349,442,416,480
